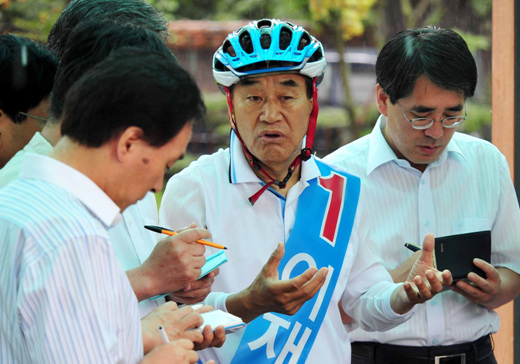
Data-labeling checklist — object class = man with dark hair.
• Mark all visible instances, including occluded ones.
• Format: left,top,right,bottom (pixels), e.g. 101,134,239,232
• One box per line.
0,48,210,364
160,19,453,364
0,34,57,169
325,26,520,363
47,0,169,60
0,9,220,323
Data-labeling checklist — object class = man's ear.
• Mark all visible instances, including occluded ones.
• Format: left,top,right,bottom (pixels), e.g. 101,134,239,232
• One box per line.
375,84,390,116
0,109,7,148
115,126,145,163
227,104,236,129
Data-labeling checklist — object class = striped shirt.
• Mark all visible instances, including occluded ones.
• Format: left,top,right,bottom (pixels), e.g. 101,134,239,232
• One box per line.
324,115,520,346
0,153,143,363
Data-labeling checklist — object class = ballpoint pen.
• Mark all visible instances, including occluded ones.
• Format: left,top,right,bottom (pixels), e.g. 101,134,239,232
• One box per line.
144,225,227,250
158,326,169,343
404,242,421,252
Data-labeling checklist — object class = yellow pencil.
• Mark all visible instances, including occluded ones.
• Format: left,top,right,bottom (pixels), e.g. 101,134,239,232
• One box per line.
144,225,227,250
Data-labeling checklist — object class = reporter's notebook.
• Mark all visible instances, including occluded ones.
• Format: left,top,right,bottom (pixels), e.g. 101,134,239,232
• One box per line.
198,310,245,333
149,251,228,300
435,230,491,281
199,250,228,279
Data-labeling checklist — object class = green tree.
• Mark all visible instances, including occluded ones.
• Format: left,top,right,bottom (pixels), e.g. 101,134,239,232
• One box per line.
0,0,65,42
309,0,376,140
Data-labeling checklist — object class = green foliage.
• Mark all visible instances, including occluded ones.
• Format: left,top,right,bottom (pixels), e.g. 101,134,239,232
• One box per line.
1,0,64,42
453,28,490,53
309,0,376,41
471,0,492,17
200,92,231,140
146,0,179,19
214,0,309,20
459,101,492,140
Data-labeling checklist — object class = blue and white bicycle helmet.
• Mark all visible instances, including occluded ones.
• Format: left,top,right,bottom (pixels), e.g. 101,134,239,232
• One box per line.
213,18,326,88
213,19,326,205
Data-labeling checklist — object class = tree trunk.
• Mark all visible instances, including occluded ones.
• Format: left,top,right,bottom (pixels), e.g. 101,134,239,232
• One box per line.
330,11,360,140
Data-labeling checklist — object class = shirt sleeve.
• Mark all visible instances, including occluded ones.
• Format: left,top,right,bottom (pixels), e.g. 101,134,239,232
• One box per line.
490,152,520,273
160,170,236,310
19,235,143,364
159,172,208,232
341,231,415,332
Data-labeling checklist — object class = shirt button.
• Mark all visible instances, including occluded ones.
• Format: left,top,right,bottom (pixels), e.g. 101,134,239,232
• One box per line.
432,339,439,345
424,220,430,227
421,179,425,185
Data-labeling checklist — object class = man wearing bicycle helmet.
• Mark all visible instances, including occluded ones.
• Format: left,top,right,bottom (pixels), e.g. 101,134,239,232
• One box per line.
160,19,452,363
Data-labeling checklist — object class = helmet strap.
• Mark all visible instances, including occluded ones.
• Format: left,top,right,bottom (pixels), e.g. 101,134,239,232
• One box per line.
224,79,319,206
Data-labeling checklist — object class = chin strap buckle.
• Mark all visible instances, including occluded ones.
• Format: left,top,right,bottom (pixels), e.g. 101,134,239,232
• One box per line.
301,147,312,161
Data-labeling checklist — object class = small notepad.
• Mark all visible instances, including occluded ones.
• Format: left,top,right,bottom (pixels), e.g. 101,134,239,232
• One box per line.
198,310,245,333
149,251,228,301
199,250,228,279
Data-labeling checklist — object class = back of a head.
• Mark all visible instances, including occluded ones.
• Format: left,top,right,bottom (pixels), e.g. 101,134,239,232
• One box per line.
376,26,477,104
0,34,58,123
50,19,176,121
47,0,168,60
61,48,204,148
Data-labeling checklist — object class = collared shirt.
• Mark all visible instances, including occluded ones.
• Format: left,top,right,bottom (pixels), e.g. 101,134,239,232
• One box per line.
0,132,164,317
0,154,143,363
159,131,413,364
109,192,164,316
0,132,52,188
324,115,520,346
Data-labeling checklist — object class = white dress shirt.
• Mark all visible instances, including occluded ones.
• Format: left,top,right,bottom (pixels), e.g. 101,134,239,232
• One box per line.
324,115,520,346
0,132,52,188
0,132,164,317
109,192,164,316
0,154,143,363
159,131,415,364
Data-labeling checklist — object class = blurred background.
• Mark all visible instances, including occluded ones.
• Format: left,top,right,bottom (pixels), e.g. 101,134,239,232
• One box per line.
0,0,493,174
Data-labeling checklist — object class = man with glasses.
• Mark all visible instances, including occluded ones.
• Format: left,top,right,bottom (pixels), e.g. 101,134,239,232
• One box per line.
0,34,57,171
325,26,520,363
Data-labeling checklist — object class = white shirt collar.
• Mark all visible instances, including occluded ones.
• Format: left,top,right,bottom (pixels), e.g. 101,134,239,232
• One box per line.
228,129,320,185
366,115,467,175
20,153,122,227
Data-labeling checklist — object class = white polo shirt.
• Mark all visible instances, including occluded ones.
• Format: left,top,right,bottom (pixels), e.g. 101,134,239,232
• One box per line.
160,131,415,363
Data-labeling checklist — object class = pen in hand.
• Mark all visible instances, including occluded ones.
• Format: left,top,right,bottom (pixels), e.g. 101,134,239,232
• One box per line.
158,326,169,343
144,225,227,250
404,243,421,252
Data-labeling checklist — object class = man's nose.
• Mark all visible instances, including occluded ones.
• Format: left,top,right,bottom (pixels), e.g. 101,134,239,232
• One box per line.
260,100,282,123
424,119,444,139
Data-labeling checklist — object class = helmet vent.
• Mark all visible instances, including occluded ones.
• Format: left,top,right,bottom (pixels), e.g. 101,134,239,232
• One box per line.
257,19,272,29
260,34,271,49
308,46,323,62
279,27,292,50
223,40,236,57
239,31,254,54
297,31,311,51
214,59,227,72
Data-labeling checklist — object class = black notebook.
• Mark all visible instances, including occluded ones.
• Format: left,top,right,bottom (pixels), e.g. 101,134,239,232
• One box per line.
434,230,491,281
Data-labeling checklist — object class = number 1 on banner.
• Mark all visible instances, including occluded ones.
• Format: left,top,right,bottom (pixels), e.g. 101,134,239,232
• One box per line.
318,173,347,247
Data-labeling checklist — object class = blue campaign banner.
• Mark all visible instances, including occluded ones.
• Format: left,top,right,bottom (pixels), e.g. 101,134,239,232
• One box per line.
231,160,360,363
